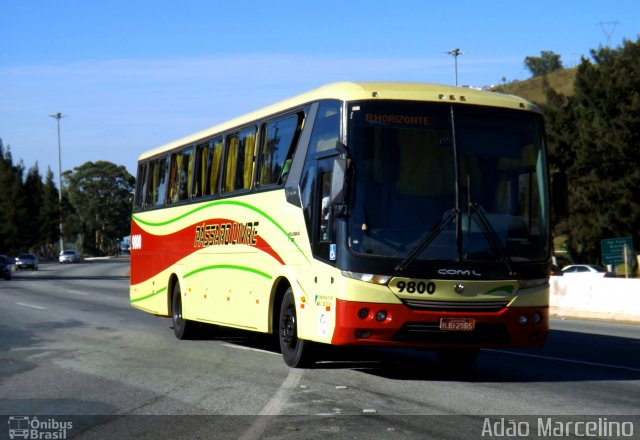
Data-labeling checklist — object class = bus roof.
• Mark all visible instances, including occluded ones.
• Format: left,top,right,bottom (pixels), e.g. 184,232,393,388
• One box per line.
138,81,541,161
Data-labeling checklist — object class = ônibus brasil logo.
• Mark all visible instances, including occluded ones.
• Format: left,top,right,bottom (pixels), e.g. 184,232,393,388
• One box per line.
7,416,73,439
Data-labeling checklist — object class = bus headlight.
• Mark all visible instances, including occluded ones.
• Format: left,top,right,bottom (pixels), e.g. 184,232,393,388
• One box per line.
342,271,391,285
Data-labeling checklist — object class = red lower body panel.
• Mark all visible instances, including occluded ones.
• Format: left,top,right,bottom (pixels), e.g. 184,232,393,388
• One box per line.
332,299,548,349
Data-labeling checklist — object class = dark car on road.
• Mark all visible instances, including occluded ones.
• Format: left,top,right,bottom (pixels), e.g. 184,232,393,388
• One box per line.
0,255,12,280
15,253,38,270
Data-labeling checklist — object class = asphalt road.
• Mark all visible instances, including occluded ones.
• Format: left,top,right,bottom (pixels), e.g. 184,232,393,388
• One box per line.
1,259,639,439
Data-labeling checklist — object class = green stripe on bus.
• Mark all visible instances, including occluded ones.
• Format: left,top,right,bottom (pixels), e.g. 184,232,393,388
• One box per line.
484,285,515,295
130,285,167,303
184,264,272,280
132,200,309,262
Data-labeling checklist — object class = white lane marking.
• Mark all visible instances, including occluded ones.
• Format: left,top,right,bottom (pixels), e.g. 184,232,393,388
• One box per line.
222,343,279,355
239,367,304,440
66,289,88,296
487,349,640,373
16,302,46,310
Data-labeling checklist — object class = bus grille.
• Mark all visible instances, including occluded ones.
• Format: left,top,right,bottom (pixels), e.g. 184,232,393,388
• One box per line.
393,322,511,345
401,299,508,312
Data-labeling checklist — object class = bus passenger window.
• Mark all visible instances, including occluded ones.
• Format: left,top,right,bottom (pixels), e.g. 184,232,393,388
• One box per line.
135,162,147,209
177,147,193,201
224,128,256,192
155,156,169,206
224,135,239,193
145,156,169,207
259,114,301,186
207,138,223,196
237,128,256,190
192,142,209,199
167,153,179,203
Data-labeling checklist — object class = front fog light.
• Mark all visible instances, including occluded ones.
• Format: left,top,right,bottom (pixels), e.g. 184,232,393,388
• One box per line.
375,310,387,322
518,314,529,325
533,312,542,324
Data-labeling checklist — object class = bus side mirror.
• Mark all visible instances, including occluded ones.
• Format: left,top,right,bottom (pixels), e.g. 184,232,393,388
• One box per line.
330,158,347,205
552,171,568,217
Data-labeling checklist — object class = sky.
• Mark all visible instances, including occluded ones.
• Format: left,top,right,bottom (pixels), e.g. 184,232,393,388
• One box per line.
1,0,638,181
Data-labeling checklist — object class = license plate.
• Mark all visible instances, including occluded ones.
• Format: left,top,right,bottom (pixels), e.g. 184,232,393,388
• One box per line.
440,318,476,331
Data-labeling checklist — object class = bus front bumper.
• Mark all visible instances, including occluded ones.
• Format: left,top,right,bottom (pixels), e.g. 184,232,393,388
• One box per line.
331,299,548,349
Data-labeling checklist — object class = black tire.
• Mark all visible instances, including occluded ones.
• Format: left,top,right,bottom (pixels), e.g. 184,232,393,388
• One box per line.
436,348,480,371
279,288,315,368
171,282,199,340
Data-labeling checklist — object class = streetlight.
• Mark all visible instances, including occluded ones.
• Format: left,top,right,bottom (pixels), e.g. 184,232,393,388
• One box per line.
446,48,465,86
49,112,65,254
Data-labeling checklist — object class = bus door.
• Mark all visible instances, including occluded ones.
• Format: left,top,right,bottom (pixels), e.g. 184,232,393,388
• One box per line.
313,155,341,264
310,155,343,339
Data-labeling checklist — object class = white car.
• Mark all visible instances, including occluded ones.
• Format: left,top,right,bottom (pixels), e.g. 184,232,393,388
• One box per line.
561,264,614,277
59,250,81,264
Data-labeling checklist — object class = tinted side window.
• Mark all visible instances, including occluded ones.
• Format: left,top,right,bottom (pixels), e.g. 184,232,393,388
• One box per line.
178,147,193,201
192,142,209,199
224,135,239,193
308,101,341,155
207,138,224,196
224,128,256,192
145,156,169,207
259,114,301,186
135,162,148,209
168,148,193,203
193,137,224,198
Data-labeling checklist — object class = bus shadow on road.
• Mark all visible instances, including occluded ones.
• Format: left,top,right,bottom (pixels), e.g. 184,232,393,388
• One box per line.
347,329,640,383
196,326,640,383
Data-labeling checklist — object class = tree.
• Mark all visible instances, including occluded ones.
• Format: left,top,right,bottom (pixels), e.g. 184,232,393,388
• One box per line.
23,164,44,251
63,161,135,255
540,79,576,240
0,141,28,255
40,169,61,257
566,38,640,261
524,50,563,77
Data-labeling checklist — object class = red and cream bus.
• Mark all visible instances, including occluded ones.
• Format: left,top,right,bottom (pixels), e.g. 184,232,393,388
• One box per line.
130,82,552,368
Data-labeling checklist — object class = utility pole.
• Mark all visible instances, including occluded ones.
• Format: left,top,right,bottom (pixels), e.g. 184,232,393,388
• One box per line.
49,112,65,254
447,48,465,86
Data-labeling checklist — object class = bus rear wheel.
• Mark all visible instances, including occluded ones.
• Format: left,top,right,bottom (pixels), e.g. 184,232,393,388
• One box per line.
171,282,199,340
279,288,315,368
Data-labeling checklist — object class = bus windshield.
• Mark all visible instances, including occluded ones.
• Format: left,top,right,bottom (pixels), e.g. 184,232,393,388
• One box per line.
347,101,549,264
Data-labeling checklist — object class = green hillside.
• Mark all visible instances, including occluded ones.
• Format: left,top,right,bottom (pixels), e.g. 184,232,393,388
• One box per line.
491,68,577,105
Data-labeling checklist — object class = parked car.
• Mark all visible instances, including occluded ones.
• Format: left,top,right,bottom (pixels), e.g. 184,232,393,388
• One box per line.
561,264,615,278
0,255,11,280
59,250,80,264
15,253,38,270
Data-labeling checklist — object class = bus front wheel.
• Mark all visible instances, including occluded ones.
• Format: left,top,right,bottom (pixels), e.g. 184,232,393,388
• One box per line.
171,282,199,340
279,288,315,368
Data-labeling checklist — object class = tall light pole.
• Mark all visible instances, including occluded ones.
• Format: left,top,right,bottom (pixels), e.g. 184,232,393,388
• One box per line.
447,48,465,86
49,112,65,253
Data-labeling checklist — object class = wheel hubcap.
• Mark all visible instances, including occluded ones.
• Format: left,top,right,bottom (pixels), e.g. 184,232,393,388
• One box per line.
281,308,296,345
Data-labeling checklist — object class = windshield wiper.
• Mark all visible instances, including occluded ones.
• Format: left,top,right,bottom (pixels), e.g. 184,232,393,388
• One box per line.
468,203,516,276
395,209,458,272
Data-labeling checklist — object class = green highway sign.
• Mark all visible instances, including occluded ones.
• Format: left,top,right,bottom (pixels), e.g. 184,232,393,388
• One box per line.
601,236,633,265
